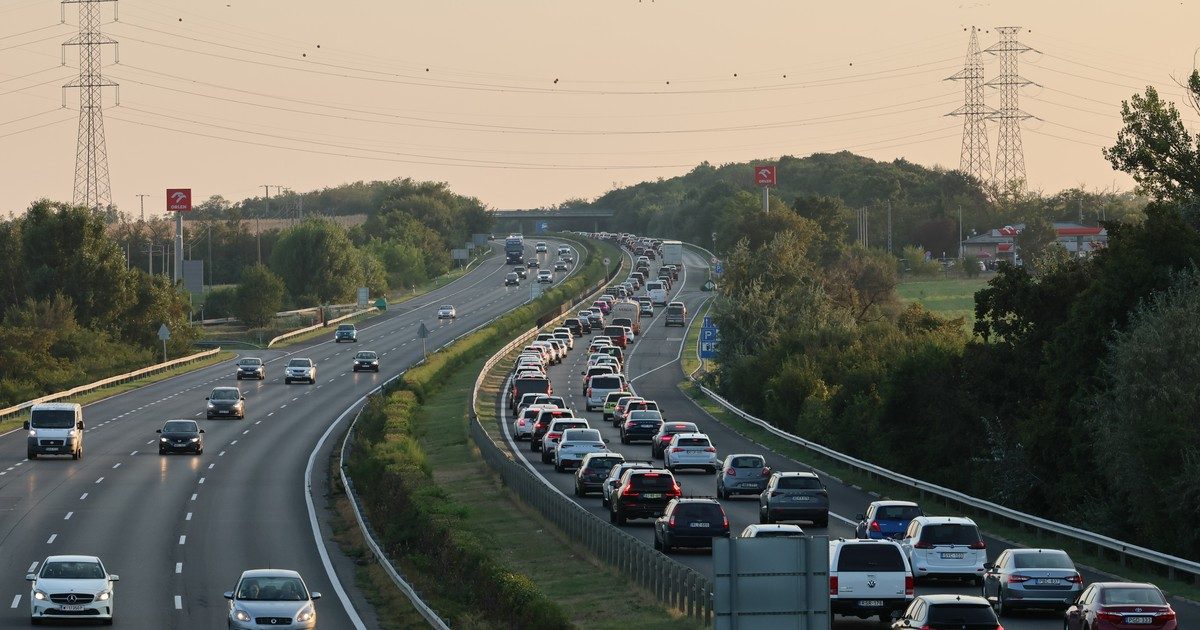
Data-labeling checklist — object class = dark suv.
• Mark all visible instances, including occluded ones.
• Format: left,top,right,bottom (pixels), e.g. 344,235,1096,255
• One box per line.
609,469,681,524
564,318,584,337
654,498,729,552
334,323,358,342
760,471,830,527
652,421,700,458
574,452,625,497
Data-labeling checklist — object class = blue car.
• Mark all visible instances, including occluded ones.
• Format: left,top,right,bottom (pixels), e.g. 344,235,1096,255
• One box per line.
855,500,923,539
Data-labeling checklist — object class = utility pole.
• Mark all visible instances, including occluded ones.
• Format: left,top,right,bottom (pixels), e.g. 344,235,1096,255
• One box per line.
958,206,964,260
985,26,1036,193
947,26,994,185
62,0,118,211
258,184,283,264
207,224,213,291
886,200,893,254
135,193,148,222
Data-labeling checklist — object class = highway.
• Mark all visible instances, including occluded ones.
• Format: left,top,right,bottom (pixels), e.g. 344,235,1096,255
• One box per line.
493,242,1200,629
0,238,579,628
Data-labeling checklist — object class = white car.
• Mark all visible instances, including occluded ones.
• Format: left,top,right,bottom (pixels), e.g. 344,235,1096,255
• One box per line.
225,569,320,629
663,432,718,473
829,538,914,621
27,555,118,624
284,358,316,384
537,270,553,283
536,242,548,252
437,304,456,319
514,404,555,440
900,516,987,585
552,328,574,350
739,524,806,538
553,428,608,472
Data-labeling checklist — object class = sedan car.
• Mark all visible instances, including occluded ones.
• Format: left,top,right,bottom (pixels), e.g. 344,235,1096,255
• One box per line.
27,555,118,625
716,453,771,499
225,569,321,630
206,386,245,419
982,548,1083,615
352,351,380,372
759,471,829,526
158,419,204,455
1065,582,1177,630
235,357,265,380
333,323,357,342
437,304,456,319
284,358,317,384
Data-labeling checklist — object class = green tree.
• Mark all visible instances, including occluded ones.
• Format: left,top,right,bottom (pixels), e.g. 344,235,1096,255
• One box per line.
1015,212,1059,271
268,218,363,304
234,265,285,328
1103,74,1200,202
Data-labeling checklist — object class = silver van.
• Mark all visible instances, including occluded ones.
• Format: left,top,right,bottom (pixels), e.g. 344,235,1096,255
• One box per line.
25,402,84,460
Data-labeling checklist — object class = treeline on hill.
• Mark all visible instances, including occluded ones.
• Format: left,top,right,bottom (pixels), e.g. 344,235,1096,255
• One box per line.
0,201,196,406
594,74,1199,559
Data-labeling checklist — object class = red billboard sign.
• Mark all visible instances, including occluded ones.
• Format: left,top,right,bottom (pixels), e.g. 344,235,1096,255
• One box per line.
754,165,776,187
166,188,192,212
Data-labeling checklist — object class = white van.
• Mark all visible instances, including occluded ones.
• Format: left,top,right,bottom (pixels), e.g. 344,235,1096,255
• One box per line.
646,281,668,306
25,402,85,460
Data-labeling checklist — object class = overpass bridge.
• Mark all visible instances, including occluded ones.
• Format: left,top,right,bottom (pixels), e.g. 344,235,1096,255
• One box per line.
492,208,615,234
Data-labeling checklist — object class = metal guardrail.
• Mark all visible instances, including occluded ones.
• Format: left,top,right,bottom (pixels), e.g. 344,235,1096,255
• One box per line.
0,348,223,425
694,373,1200,582
266,307,378,348
467,242,715,623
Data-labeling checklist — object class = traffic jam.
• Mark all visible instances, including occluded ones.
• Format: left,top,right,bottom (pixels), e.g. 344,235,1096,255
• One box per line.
500,234,1179,629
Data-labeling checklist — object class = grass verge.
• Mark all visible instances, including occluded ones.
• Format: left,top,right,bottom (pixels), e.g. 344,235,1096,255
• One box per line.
0,351,236,435
678,380,1200,603
896,277,988,327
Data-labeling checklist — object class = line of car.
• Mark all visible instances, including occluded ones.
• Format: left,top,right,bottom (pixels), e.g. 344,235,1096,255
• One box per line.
505,242,574,286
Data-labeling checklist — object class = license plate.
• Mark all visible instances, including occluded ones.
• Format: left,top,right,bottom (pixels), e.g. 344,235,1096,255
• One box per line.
693,522,710,528
1035,578,1058,585
59,605,85,611
791,495,812,501
738,482,756,488
858,600,884,607
1126,617,1152,625
44,447,58,451
644,493,662,499
941,552,965,559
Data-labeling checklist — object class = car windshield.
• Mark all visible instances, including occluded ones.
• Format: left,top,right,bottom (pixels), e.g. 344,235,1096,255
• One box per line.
1012,551,1074,569
667,306,684,315
1100,587,1167,605
210,389,239,401
927,604,998,625
591,377,623,389
163,421,196,433
676,503,723,518
356,352,377,359
337,325,354,331
628,473,674,490
777,476,822,490
440,305,453,310
41,561,104,580
731,456,765,468
563,429,601,441
238,358,261,366
586,457,623,471
287,359,310,367
237,576,308,601
29,409,75,428
629,411,662,422
836,544,907,571
877,505,922,520
676,437,710,447
919,524,980,545
753,530,803,538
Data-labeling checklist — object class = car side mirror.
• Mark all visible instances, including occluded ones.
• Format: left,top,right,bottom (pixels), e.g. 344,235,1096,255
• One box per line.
26,573,36,581
156,429,162,433
23,421,30,430
310,592,322,600
77,421,84,429
223,591,234,600
205,397,209,401
240,396,246,400
199,429,205,434
984,562,994,570
109,575,119,581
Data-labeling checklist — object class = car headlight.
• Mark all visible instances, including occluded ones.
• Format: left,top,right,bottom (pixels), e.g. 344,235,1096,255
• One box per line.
189,437,200,443
296,605,316,622
96,590,111,601
207,403,215,409
160,437,169,442
234,609,251,622
28,429,36,437
33,589,47,601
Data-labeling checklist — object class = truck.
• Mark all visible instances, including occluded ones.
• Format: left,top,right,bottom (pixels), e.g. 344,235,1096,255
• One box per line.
660,240,683,267
608,300,641,335
505,234,525,264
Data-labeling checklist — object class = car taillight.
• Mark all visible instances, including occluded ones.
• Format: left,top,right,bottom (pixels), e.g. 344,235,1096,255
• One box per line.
969,540,987,550
704,447,716,452
904,575,914,595
828,576,838,596
1161,609,1177,621
621,484,639,497
586,388,592,397
1066,573,1083,584
722,515,729,529
726,468,736,476
870,521,881,532
914,541,933,549
1097,610,1124,623
666,484,682,497
761,467,771,476
668,515,676,527
671,447,683,453
1007,574,1030,583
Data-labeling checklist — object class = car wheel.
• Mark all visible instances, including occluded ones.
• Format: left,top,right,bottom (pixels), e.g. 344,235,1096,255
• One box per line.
653,534,661,551
616,510,627,525
236,375,241,380
285,378,291,384
574,483,582,497
661,535,672,553
759,509,768,524
620,435,629,445
102,617,113,626
530,441,538,452
717,485,725,500
31,617,43,626
817,517,829,528
72,447,81,460
159,448,167,455
196,448,203,455
554,462,563,473
609,508,617,524
206,414,213,419
995,589,1008,617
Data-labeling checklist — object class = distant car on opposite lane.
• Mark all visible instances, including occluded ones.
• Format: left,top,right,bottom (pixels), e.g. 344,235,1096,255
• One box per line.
334,323,358,342
437,304,457,319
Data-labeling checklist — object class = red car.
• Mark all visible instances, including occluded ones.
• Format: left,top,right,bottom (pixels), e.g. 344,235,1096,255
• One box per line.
592,300,611,315
1065,582,1177,630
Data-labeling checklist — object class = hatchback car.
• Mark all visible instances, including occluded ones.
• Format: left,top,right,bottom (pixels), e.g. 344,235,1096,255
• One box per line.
1065,582,1177,630
235,357,265,380
610,469,681,524
437,304,456,319
540,419,590,463
206,386,245,419
983,548,1083,614
158,419,204,455
759,471,829,526
352,351,379,372
27,555,118,625
654,498,730,552
856,501,924,540
716,453,771,499
504,272,521,286
663,433,718,473
284,358,317,384
738,524,805,538
891,594,1002,630
333,323,357,342
225,569,321,630
575,452,625,497
900,516,987,585
513,266,528,279
553,428,607,472
554,260,569,271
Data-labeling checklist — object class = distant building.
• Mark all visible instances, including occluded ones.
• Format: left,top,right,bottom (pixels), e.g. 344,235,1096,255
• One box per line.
961,222,1107,265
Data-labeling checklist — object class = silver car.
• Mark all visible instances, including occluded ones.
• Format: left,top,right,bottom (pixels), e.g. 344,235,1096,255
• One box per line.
284,358,316,384
225,569,320,629
982,548,1083,614
663,433,718,473
716,453,771,499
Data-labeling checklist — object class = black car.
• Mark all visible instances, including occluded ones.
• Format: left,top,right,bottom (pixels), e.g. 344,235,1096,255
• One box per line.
352,351,380,372
158,419,204,455
620,412,663,444
609,469,680,524
235,357,265,380
527,260,540,269
891,594,1001,630
574,453,626,497
513,266,528,279
564,318,585,337
654,498,730,552
206,387,245,419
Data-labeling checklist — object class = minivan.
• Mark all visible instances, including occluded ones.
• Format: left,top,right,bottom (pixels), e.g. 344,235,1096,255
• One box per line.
25,402,84,460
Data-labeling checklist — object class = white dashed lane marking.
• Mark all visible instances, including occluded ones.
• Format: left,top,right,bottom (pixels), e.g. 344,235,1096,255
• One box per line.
175,563,183,574
45,534,56,544
79,493,87,500
178,535,186,545
186,512,193,521
10,595,19,609
94,477,104,484
174,595,182,610
64,512,72,520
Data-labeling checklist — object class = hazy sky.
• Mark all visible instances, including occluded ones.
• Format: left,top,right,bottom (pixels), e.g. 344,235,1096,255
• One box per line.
1,0,1198,217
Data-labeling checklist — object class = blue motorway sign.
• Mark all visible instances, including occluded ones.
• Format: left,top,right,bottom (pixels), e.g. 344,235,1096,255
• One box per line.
703,316,714,328
700,327,719,342
699,324,719,359
538,221,549,233
714,262,724,275
699,340,718,359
